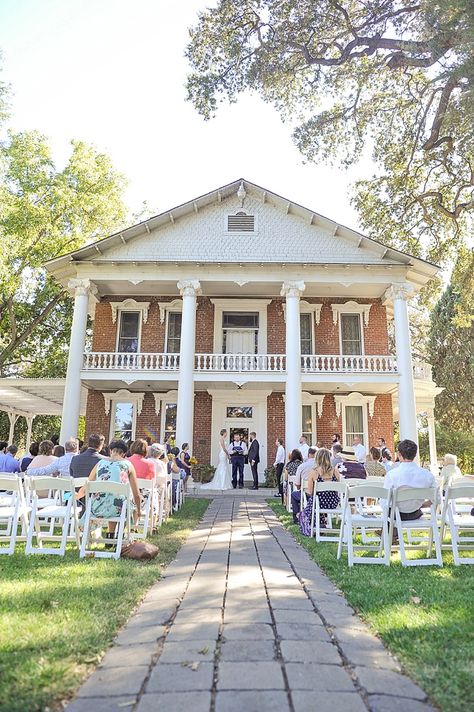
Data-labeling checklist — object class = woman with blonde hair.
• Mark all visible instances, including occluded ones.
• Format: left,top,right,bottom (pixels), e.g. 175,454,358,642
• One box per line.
299,448,340,536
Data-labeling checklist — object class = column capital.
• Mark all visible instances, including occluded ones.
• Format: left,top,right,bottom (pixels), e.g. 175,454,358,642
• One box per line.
177,279,202,297
280,281,305,298
384,282,414,302
67,278,98,298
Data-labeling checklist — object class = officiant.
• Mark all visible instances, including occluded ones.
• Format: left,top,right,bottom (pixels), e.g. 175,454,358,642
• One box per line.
228,433,247,489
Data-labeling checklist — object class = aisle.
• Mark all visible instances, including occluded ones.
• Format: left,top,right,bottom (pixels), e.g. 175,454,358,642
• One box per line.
67,497,434,712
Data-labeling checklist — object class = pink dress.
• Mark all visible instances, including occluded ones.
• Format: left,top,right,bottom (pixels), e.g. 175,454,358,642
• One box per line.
128,454,155,480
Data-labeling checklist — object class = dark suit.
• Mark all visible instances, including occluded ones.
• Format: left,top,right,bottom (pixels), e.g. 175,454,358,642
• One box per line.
70,448,102,478
248,438,260,489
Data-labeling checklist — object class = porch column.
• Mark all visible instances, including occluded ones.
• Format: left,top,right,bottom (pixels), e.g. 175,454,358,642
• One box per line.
25,415,35,452
60,279,95,444
7,411,19,445
387,283,418,447
281,281,305,452
427,408,438,472
176,280,201,447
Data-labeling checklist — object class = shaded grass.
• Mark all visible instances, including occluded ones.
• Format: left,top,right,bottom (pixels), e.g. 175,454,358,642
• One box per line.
0,498,209,712
268,500,474,712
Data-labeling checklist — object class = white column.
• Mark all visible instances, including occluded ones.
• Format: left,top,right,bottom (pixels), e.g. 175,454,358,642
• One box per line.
60,279,94,444
25,415,35,452
281,281,305,453
427,408,438,471
7,412,18,444
387,284,418,447
175,280,201,448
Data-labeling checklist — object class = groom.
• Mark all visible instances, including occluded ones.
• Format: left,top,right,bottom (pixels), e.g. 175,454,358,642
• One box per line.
228,433,247,489
248,431,260,490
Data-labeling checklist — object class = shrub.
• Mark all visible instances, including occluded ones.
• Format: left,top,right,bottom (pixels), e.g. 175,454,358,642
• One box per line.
263,465,277,488
192,463,216,483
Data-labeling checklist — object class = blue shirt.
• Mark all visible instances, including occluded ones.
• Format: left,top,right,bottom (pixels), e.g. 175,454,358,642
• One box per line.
0,453,20,473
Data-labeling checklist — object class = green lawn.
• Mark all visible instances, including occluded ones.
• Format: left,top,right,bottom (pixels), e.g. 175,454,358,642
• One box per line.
0,498,209,712
268,500,474,712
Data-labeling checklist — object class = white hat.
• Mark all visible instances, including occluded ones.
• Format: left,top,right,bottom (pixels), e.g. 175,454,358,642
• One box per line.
150,442,166,454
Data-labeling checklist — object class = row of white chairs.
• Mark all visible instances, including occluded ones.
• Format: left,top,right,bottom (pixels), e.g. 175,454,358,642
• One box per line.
303,477,474,567
0,471,176,560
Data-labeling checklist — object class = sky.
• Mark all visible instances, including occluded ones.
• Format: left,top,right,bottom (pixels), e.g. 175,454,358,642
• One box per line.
0,0,371,229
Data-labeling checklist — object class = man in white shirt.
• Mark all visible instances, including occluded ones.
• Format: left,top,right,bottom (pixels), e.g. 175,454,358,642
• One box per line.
27,439,78,478
352,436,367,463
290,448,316,522
298,435,310,462
384,439,436,519
228,433,248,489
273,438,286,499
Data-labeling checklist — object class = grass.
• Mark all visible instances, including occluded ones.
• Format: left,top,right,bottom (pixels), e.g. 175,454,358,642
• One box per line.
268,500,474,712
0,497,209,712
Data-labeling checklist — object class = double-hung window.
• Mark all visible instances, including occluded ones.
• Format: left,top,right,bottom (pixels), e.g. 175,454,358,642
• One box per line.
112,402,134,442
300,313,313,355
166,312,182,353
344,405,365,447
301,404,313,445
117,312,140,353
340,314,363,355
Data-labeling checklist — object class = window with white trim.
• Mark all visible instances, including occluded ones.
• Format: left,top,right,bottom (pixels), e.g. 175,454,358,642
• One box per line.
166,312,182,353
164,402,177,442
344,405,365,446
301,405,313,445
300,313,313,355
340,313,362,355
112,402,134,442
117,312,140,353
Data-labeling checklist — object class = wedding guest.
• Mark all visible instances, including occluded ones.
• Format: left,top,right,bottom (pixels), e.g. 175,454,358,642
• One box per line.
147,443,168,484
331,434,341,453
128,438,155,480
377,437,389,458
331,443,344,468
248,432,260,490
273,437,286,499
382,451,394,472
384,439,435,522
0,441,8,471
27,440,57,470
365,447,386,477
352,436,367,463
70,434,105,479
316,440,325,449
20,442,39,472
282,449,303,506
53,445,65,458
440,453,463,487
336,449,367,480
180,443,192,478
299,448,340,536
168,446,185,505
27,439,78,478
290,448,316,523
298,435,310,461
2,445,20,473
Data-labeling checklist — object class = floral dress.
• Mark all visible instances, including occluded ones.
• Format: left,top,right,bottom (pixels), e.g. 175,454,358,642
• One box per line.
299,474,340,536
88,459,133,519
283,459,302,501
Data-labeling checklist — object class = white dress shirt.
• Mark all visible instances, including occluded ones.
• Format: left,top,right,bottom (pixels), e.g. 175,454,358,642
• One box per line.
299,442,310,461
274,445,285,466
384,461,436,513
353,443,367,463
294,458,315,487
27,452,76,478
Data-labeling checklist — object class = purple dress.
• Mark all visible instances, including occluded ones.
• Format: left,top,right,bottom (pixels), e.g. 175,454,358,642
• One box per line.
299,474,339,536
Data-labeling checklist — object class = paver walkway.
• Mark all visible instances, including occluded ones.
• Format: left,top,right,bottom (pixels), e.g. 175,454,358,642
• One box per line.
67,497,435,712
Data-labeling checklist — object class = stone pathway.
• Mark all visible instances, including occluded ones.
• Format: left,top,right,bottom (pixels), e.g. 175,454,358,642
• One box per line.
67,497,435,712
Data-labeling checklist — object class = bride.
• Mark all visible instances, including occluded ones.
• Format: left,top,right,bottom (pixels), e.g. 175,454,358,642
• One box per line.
201,428,232,490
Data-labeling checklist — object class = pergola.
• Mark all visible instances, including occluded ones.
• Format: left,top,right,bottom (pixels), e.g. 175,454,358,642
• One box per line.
0,379,87,450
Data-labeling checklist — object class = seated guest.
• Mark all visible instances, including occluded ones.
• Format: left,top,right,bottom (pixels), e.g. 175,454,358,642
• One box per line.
384,439,436,522
70,434,105,479
365,447,386,477
440,453,463,488
336,450,367,480
53,445,65,458
169,447,185,505
76,439,141,535
382,450,394,472
146,443,168,485
27,439,78,478
291,448,316,523
2,445,20,473
27,440,57,470
128,438,155,480
0,441,8,471
282,449,303,507
299,448,340,535
331,443,344,468
20,442,39,472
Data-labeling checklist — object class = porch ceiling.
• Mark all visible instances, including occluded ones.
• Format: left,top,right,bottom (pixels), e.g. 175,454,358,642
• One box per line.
0,379,87,417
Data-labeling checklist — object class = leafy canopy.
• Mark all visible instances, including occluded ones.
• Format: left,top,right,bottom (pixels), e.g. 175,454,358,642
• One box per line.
186,0,474,273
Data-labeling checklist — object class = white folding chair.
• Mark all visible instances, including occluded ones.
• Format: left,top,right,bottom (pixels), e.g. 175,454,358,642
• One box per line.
390,486,443,567
337,483,392,566
173,478,184,512
286,478,296,513
154,475,169,528
0,475,31,554
23,474,58,509
311,481,347,541
134,478,154,539
440,482,474,565
79,480,131,560
25,477,80,556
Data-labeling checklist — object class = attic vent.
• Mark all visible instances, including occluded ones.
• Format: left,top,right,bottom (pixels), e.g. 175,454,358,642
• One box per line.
227,212,255,232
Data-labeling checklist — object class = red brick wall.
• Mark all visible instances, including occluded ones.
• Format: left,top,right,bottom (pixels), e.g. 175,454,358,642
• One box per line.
84,391,110,441
316,395,342,448
267,299,285,352
313,303,339,354
368,394,394,453
195,298,215,353
91,303,116,351
363,301,389,354
267,392,285,466
135,392,161,443
193,391,213,463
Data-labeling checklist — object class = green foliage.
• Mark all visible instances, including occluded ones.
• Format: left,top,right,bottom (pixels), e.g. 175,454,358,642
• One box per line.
263,465,277,488
0,130,127,375
0,498,209,712
186,0,474,316
269,500,474,712
427,271,474,431
420,424,474,471
191,463,216,482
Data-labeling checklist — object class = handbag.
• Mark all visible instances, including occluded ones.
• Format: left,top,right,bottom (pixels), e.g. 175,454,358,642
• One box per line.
121,540,159,560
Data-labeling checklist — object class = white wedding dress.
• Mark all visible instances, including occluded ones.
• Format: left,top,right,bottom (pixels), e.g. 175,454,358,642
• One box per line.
201,441,232,490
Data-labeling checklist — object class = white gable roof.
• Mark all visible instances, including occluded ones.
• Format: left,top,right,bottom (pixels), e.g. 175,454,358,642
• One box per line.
45,179,438,277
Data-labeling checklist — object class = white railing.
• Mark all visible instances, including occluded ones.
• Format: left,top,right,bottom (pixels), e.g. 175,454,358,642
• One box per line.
301,354,398,373
83,352,180,371
195,353,286,372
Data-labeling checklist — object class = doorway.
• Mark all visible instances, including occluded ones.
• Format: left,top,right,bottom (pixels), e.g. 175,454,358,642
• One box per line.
226,420,254,481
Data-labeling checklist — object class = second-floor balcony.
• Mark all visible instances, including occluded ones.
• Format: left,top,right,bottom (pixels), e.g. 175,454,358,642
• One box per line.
82,351,405,378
